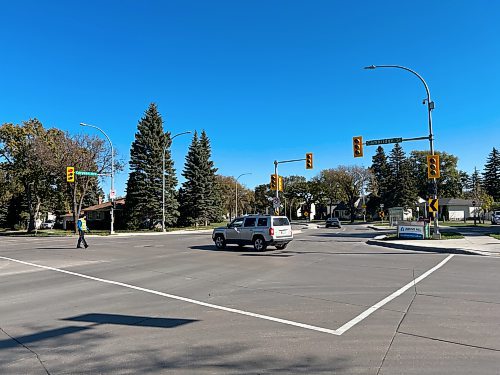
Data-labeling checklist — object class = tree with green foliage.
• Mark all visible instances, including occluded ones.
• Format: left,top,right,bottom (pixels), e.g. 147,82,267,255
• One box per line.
409,150,462,200
0,120,68,231
387,143,418,209
179,131,221,226
0,120,111,232
125,103,176,229
368,146,390,215
254,183,276,214
316,169,342,218
482,147,500,201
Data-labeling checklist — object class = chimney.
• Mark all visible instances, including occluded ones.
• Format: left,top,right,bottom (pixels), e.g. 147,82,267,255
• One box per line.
98,195,103,205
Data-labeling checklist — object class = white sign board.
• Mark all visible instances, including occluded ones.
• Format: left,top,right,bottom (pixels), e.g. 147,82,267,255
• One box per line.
110,190,116,200
397,223,425,239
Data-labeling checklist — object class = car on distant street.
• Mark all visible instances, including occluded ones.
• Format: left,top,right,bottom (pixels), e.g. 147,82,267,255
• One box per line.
492,211,500,225
325,217,341,228
212,215,293,251
40,220,55,229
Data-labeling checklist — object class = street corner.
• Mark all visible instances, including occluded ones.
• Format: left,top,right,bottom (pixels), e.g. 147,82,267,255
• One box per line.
366,238,480,256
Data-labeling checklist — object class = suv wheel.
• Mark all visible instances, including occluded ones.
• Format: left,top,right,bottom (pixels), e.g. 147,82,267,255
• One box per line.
214,235,226,249
253,236,267,251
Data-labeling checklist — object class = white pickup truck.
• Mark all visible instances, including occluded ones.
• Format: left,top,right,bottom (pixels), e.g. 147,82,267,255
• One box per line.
492,211,500,225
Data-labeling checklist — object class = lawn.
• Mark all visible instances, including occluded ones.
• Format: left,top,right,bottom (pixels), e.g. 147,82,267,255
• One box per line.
490,234,500,240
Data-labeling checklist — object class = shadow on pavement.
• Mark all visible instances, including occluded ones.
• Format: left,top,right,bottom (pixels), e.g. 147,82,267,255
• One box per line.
0,314,198,350
35,247,79,250
63,313,198,328
190,245,281,253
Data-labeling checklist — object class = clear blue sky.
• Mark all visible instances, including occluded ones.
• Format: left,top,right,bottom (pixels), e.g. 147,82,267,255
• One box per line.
1,0,499,197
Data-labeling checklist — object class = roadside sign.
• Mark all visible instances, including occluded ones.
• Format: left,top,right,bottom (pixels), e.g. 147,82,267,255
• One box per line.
428,198,439,213
366,137,403,146
76,171,99,176
110,190,116,200
398,222,426,239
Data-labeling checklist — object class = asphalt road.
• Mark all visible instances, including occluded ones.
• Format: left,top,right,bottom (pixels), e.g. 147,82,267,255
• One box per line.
1,225,499,374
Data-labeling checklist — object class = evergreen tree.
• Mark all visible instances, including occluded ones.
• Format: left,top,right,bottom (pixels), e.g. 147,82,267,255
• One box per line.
387,143,417,208
369,146,390,211
482,147,500,201
162,131,179,226
124,103,168,229
199,130,222,223
469,167,482,199
179,132,201,225
179,131,221,226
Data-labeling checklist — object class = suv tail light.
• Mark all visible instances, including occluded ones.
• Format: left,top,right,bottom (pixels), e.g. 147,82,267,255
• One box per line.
269,227,274,236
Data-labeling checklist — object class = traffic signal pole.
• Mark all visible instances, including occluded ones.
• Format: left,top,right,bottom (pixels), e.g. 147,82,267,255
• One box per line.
273,154,313,215
364,65,440,239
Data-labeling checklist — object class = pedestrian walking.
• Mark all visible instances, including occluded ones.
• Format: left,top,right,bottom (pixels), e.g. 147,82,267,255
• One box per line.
77,213,90,249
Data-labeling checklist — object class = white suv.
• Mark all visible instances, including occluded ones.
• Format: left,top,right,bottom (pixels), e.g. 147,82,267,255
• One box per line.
212,215,293,251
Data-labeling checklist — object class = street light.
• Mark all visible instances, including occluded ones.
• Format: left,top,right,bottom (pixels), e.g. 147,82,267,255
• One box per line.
80,122,115,234
235,173,251,218
364,64,440,238
162,131,191,232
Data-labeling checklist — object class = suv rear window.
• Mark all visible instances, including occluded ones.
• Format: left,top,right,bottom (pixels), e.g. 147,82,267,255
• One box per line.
273,217,290,226
257,218,268,227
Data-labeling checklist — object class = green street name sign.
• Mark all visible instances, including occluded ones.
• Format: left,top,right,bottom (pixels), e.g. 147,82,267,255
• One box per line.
75,171,99,176
365,137,403,146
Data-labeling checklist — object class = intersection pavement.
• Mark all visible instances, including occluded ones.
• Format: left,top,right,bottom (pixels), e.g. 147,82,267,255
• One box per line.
1,225,499,374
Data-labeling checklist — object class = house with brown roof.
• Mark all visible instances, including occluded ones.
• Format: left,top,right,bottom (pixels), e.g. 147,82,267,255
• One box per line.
62,198,126,230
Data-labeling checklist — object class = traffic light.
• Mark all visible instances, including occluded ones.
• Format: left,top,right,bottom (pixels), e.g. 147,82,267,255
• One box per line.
426,154,441,179
353,136,363,158
305,153,313,169
270,174,277,190
66,166,75,182
278,176,283,192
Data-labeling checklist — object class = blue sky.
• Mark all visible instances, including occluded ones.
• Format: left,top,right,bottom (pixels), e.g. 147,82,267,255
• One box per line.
1,0,499,196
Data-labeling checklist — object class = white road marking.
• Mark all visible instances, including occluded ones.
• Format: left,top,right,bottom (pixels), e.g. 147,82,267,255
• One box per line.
0,254,454,336
335,254,455,334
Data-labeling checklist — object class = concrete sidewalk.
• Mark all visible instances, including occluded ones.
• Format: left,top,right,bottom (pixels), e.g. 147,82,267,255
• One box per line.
366,224,500,256
367,235,500,257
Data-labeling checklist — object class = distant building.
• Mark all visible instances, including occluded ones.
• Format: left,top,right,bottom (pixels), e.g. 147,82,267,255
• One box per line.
62,198,126,230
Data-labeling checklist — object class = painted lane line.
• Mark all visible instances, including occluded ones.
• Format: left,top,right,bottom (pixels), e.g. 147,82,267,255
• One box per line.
0,254,454,336
335,254,454,335
0,256,340,336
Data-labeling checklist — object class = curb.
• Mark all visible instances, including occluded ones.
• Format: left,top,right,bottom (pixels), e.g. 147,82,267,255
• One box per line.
366,239,482,256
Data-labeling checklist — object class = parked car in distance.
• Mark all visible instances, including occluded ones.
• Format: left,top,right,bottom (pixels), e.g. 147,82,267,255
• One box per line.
492,211,500,225
212,215,293,251
40,220,55,229
325,217,341,228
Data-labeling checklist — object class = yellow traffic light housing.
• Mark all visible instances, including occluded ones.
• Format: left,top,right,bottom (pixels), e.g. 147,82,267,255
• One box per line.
278,176,283,191
305,153,313,169
427,154,441,179
270,174,277,190
66,166,75,182
353,136,363,158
